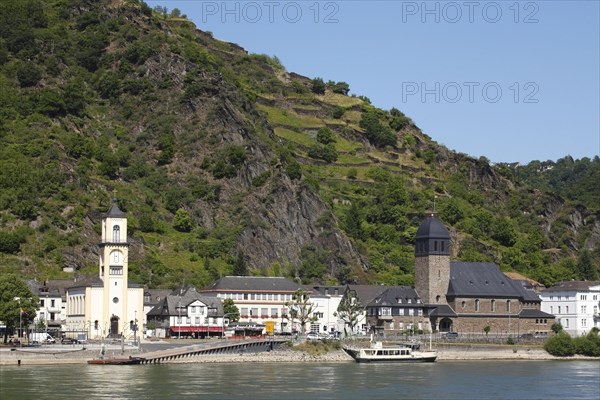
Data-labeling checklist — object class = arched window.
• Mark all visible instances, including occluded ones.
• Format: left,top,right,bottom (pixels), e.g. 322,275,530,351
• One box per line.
436,295,441,303
475,299,480,311
491,299,496,312
506,300,511,312
461,301,466,309
112,225,120,242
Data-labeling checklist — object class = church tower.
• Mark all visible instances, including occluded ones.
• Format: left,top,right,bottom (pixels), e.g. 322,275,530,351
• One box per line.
99,198,130,337
414,214,451,305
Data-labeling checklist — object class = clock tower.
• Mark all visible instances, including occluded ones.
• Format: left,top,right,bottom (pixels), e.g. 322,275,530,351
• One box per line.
99,198,130,337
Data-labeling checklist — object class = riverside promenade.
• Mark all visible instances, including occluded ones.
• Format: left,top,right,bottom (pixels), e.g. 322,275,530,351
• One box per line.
1,340,596,366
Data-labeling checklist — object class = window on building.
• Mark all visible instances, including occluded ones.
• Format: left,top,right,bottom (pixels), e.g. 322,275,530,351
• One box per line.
550,296,554,300
558,306,561,314
550,306,553,314
187,317,191,324
271,308,278,317
190,306,196,313
381,307,392,316
241,308,248,317
434,241,438,251
50,312,55,320
582,319,587,328
251,308,258,317
408,308,414,316
491,299,496,312
581,295,587,301
593,295,598,301
461,301,466,309
565,319,569,328
581,305,587,314
261,308,268,317
94,320,99,330
436,295,441,303
177,317,181,324
110,266,123,275
418,309,423,316
558,296,562,301
566,306,569,313
506,300,511,312
244,293,248,300
40,299,45,307
475,299,480,311
112,225,120,242
195,317,200,325
594,305,598,315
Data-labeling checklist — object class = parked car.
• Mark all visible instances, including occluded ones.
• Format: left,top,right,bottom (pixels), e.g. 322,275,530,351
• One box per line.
519,333,534,339
306,332,321,341
443,332,459,339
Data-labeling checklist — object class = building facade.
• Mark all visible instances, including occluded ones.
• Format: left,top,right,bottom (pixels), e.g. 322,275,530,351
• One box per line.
147,286,224,338
200,276,306,334
540,281,600,336
64,199,144,340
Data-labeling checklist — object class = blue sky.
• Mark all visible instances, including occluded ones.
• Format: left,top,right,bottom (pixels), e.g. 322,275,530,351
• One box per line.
146,1,599,163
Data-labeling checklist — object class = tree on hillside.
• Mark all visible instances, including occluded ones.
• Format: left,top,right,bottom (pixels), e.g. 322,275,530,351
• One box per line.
311,78,326,95
576,250,598,281
0,274,38,343
283,289,317,335
223,298,240,322
233,250,248,276
336,288,362,336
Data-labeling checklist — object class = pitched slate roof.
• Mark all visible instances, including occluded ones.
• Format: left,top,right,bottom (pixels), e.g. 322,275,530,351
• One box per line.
542,281,600,292
366,287,420,307
448,262,525,298
201,276,304,293
429,304,457,317
346,285,390,306
303,285,345,296
518,309,555,319
144,289,172,307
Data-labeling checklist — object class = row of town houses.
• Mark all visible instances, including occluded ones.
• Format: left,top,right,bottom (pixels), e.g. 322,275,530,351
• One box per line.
26,275,600,341
19,201,600,341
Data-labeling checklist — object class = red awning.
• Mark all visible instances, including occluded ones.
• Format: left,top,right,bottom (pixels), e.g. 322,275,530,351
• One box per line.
170,326,223,333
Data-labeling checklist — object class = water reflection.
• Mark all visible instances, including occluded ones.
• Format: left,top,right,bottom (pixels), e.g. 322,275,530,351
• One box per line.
1,361,598,400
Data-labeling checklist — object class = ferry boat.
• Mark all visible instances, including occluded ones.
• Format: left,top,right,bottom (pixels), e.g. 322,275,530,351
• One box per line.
343,341,437,363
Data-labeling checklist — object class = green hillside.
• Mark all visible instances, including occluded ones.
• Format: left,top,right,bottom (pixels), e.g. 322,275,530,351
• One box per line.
0,0,598,290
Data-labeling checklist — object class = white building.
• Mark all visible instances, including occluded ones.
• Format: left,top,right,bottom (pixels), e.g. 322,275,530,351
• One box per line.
304,285,344,335
64,199,144,340
200,276,305,334
147,286,224,338
27,280,70,338
541,281,600,336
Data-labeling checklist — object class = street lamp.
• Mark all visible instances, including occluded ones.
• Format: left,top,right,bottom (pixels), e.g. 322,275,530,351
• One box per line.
133,310,138,347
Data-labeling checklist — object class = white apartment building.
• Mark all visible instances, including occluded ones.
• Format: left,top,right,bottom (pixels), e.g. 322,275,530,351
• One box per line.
304,285,345,335
200,276,305,334
541,281,600,336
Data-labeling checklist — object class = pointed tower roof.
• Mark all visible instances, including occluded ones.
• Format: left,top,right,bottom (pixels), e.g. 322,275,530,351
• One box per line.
415,214,450,240
106,198,126,218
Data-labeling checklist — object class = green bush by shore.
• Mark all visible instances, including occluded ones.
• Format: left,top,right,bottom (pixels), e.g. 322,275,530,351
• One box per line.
544,328,600,357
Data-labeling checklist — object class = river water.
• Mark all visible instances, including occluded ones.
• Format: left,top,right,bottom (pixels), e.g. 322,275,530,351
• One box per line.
1,361,599,400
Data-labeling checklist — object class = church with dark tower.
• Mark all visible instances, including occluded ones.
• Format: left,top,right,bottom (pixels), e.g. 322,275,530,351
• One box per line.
367,214,554,337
